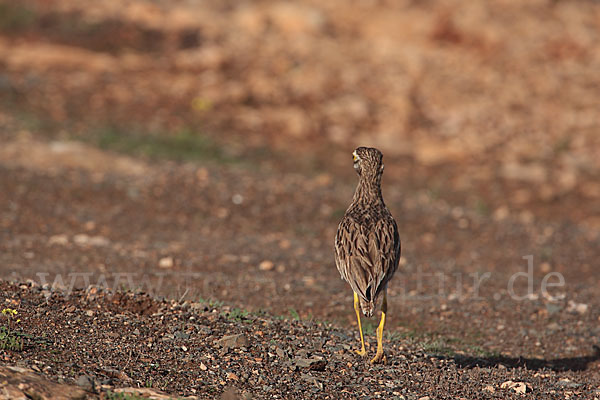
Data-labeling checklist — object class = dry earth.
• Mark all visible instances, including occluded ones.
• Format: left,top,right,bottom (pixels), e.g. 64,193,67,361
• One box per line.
0,135,598,399
2,280,600,399
0,0,599,398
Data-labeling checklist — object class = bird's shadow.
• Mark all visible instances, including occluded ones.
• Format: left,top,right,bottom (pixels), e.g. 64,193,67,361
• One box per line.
438,345,600,372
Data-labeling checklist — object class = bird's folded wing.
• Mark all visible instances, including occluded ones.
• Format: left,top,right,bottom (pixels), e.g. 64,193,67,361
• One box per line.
335,217,400,301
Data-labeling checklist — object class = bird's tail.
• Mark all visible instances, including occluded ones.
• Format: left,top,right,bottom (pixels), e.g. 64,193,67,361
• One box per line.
359,298,375,318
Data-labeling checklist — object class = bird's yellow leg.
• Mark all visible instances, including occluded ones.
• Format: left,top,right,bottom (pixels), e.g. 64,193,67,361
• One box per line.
370,291,387,364
353,292,367,356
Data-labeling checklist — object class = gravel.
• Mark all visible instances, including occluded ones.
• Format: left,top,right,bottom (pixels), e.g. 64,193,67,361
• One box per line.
1,281,599,399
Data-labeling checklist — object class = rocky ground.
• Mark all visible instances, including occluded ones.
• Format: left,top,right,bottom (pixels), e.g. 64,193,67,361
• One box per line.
2,280,599,399
0,0,599,398
0,135,598,399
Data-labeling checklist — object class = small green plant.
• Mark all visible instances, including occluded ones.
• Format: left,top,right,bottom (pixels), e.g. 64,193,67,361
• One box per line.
468,345,501,358
253,309,268,317
0,308,23,351
362,320,376,336
106,389,188,400
384,330,405,341
422,338,455,356
208,299,224,308
223,308,250,322
196,297,224,309
288,308,300,321
106,392,160,400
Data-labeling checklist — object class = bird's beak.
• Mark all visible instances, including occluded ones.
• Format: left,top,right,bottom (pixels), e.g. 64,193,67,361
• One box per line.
352,151,359,162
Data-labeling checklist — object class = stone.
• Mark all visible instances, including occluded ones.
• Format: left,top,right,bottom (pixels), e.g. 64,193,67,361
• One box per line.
76,375,94,391
48,235,69,246
217,334,249,350
294,357,327,371
159,257,174,268
500,380,531,394
259,260,275,271
0,366,88,399
566,300,588,314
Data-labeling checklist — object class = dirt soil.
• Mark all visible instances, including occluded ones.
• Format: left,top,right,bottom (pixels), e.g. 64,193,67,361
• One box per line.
2,281,600,399
0,0,599,399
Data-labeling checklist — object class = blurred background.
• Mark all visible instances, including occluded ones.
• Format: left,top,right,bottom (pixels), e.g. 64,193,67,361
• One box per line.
0,0,599,356
1,0,599,221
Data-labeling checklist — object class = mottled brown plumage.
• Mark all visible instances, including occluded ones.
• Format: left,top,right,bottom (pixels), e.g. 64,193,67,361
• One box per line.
334,146,401,363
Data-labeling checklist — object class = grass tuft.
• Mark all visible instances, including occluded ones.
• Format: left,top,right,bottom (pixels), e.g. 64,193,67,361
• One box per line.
106,392,182,400
0,326,23,351
96,127,237,164
361,320,376,336
288,308,300,321
223,308,251,323
422,338,455,356
0,308,23,351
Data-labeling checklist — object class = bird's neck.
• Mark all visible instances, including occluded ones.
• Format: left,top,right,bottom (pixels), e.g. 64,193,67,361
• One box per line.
352,176,383,206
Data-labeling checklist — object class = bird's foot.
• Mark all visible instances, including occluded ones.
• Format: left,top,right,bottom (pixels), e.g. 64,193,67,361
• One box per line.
355,348,367,357
370,351,386,364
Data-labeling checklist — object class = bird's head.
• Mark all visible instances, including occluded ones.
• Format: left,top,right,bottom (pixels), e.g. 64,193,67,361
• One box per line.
352,147,384,179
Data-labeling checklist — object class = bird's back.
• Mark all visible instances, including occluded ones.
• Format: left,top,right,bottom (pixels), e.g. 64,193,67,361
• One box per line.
335,202,401,316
